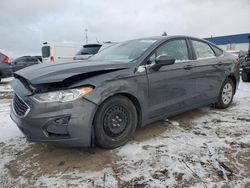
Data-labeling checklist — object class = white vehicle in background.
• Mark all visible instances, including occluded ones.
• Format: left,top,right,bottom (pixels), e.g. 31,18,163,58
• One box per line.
226,50,240,57
42,42,81,62
73,42,116,60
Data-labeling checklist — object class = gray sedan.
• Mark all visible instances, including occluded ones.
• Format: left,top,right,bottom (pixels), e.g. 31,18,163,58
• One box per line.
10,35,240,148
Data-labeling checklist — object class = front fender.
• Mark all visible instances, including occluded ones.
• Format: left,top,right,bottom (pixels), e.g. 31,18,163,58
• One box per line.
83,74,149,126
86,78,146,105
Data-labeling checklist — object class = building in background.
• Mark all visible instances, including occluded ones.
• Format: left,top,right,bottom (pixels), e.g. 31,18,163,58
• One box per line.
205,33,250,51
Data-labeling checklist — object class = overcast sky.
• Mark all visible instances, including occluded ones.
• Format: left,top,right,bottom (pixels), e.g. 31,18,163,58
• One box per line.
0,0,250,58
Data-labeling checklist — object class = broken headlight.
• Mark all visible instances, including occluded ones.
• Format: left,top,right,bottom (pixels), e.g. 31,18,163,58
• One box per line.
31,87,93,103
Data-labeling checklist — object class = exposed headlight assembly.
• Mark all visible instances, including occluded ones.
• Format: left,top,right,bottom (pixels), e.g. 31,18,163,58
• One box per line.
31,87,93,103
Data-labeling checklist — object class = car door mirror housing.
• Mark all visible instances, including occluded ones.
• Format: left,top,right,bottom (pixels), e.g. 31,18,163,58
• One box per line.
151,55,175,71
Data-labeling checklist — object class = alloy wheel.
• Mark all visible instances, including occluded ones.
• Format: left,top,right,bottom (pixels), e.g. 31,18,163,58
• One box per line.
222,82,233,105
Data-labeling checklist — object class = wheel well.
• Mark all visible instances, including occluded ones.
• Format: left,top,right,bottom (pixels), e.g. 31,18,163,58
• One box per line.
227,75,236,94
90,93,142,147
114,93,142,128
95,93,142,128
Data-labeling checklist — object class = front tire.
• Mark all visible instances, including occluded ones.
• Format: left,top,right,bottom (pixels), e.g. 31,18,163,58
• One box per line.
215,78,235,109
242,70,250,82
93,95,137,149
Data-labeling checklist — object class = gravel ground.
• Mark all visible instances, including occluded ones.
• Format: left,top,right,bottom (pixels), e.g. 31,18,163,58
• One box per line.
0,79,249,188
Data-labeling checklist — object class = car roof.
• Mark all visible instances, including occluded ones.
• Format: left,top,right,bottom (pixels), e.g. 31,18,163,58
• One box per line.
139,35,224,51
135,35,212,42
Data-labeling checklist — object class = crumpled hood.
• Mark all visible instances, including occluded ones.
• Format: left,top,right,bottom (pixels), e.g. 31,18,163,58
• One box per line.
14,60,133,85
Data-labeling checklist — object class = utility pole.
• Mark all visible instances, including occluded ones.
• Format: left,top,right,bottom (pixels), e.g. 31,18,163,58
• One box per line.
85,28,88,44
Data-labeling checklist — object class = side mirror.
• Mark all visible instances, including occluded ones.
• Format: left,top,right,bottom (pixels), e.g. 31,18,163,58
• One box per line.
151,55,175,71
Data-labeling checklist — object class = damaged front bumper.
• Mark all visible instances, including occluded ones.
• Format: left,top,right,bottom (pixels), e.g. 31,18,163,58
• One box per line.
10,80,98,147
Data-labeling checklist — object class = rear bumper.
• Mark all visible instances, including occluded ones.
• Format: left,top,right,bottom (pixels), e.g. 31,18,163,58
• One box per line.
10,95,98,147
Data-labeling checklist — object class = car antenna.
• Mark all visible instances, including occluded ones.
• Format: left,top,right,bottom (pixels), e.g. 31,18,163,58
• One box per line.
162,32,167,36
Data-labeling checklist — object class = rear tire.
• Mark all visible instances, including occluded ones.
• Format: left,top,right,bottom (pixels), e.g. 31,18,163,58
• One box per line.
242,70,250,82
93,95,137,149
215,78,235,109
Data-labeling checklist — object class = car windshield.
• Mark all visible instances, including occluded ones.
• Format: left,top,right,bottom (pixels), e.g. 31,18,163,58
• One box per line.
76,45,101,55
12,57,26,63
90,39,157,62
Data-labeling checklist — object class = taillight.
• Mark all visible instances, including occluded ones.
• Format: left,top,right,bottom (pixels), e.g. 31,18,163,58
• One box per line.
3,55,9,64
50,56,54,61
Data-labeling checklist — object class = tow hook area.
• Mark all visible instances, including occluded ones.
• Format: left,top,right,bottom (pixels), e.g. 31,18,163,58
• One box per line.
45,116,70,136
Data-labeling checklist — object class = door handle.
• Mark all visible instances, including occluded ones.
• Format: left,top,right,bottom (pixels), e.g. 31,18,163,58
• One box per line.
184,65,193,70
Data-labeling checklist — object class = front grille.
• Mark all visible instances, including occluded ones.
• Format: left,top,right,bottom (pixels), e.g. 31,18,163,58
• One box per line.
13,94,29,117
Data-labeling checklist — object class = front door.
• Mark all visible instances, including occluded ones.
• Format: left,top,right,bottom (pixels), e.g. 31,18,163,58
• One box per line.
146,38,198,119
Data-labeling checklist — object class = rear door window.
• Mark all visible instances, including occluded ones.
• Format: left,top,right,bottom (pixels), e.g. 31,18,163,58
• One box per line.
12,57,25,64
191,40,215,59
27,57,38,62
13,57,33,64
42,46,50,58
76,45,101,55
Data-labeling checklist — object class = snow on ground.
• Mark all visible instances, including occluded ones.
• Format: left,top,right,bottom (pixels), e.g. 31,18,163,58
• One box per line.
0,100,21,141
0,77,13,99
0,80,250,187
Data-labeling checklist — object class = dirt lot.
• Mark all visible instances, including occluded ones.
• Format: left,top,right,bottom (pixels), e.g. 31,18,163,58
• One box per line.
0,78,249,188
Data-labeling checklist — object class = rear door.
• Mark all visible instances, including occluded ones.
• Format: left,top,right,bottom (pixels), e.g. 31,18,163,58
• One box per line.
146,38,198,119
189,39,225,102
